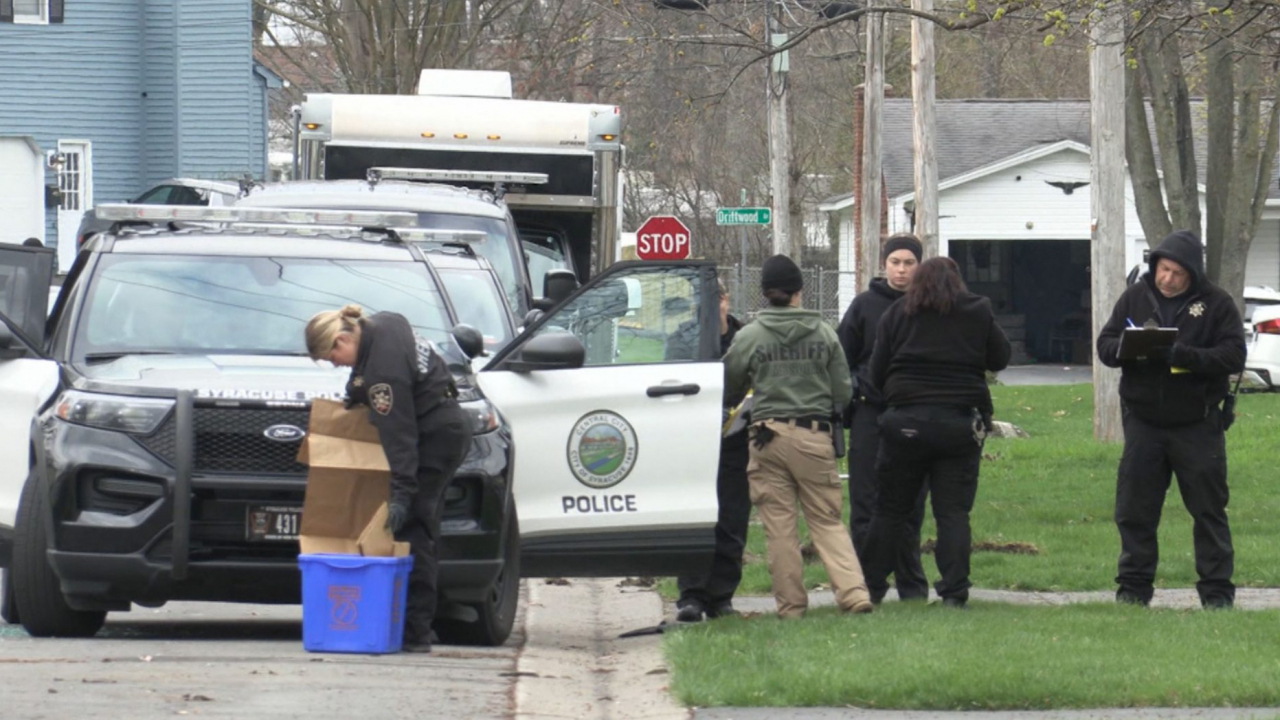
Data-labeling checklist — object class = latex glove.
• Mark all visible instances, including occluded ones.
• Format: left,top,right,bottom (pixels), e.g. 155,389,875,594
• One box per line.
385,500,411,534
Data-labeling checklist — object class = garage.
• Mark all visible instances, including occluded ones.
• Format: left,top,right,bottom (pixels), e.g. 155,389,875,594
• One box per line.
951,239,1092,365
0,137,44,246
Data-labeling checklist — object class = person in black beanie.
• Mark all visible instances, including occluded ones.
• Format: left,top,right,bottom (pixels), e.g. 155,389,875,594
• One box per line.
1096,230,1245,609
837,232,928,602
723,255,872,617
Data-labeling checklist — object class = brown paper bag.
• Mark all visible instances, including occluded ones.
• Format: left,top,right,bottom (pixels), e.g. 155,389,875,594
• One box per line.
298,399,409,557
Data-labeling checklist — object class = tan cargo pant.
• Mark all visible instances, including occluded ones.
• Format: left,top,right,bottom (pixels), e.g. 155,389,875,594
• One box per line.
747,419,871,618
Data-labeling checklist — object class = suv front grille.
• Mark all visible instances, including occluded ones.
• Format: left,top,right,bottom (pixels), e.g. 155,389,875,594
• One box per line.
136,406,311,475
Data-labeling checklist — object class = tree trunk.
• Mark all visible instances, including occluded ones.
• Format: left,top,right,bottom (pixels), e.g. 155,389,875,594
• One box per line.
859,1,886,291
1204,27,1237,282
1140,27,1198,234
1124,56,1172,246
911,0,939,258
1090,5,1126,443
1219,52,1274,311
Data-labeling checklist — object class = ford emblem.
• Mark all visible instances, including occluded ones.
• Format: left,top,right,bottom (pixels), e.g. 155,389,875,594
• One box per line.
263,424,306,442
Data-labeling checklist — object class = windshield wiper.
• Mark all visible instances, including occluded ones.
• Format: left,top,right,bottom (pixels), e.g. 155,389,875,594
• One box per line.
81,350,179,364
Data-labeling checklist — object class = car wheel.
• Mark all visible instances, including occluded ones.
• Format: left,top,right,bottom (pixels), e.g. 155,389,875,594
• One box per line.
435,508,520,647
12,470,106,638
0,568,17,625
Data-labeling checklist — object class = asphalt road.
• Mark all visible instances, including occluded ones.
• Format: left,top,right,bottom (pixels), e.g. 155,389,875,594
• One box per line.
0,601,520,720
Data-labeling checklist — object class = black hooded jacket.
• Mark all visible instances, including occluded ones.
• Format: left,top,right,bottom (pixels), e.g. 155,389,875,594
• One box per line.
1096,231,1246,428
346,312,459,498
837,277,904,406
870,293,1011,416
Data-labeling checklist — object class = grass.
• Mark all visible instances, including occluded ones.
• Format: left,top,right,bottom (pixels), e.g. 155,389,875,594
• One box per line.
659,385,1280,597
664,601,1280,710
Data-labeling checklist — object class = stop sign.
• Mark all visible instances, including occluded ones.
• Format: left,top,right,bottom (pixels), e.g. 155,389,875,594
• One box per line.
635,216,691,260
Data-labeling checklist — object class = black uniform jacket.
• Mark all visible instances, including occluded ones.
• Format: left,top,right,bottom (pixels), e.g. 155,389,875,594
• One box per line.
1096,233,1246,428
346,312,457,498
869,293,1011,417
837,277,904,407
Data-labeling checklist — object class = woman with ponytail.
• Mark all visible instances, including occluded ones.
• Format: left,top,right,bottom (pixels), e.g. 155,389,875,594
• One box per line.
305,305,472,653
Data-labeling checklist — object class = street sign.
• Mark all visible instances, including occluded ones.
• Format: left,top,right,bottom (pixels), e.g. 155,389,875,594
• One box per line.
716,207,771,226
635,216,691,260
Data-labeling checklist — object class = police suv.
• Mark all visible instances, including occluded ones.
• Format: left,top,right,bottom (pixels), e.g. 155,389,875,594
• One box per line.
0,202,725,642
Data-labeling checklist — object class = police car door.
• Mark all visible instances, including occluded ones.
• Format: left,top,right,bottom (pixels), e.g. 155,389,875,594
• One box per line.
478,260,721,577
0,245,59,551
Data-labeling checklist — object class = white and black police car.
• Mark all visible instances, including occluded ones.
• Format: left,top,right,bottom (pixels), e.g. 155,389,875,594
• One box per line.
0,201,724,644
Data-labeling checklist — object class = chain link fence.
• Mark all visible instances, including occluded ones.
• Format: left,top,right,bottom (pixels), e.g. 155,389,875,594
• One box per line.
717,266,846,328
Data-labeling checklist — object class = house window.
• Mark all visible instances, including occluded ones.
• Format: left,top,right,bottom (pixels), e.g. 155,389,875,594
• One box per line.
3,0,62,25
14,0,47,24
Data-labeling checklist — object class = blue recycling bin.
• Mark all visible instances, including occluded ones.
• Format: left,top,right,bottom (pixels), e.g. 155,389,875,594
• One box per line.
298,553,414,654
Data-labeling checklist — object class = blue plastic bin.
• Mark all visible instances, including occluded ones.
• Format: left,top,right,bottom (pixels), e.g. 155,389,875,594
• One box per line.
298,553,414,654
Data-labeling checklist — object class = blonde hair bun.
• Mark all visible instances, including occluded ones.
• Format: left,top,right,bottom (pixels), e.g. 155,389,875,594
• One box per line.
340,304,363,319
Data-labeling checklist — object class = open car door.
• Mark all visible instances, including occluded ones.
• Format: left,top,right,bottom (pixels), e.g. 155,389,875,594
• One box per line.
0,244,60,559
477,260,722,577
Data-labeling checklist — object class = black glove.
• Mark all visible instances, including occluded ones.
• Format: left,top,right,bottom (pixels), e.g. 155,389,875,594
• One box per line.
750,424,777,451
385,499,411,534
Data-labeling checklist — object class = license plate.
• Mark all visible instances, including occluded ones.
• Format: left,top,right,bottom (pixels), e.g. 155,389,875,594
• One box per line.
245,504,301,542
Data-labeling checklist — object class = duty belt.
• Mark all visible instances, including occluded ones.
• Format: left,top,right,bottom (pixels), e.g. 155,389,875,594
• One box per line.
772,417,833,434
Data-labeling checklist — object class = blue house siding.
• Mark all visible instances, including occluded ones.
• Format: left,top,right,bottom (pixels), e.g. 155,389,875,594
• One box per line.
0,0,147,241
174,0,254,179
0,0,267,253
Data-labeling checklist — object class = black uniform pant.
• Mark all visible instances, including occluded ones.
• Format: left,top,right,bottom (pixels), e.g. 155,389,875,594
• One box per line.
847,401,929,600
863,405,983,602
395,402,473,643
677,430,751,608
1115,408,1234,605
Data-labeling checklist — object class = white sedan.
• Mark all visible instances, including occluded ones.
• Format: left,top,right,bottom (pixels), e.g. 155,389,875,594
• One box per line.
1244,286,1280,389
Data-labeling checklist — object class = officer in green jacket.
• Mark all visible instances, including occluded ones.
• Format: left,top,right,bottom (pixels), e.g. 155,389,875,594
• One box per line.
723,255,872,618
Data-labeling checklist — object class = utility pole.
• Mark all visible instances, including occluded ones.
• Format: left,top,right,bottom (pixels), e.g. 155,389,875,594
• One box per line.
766,1,794,258
1090,3,1126,443
858,0,886,289
910,0,938,257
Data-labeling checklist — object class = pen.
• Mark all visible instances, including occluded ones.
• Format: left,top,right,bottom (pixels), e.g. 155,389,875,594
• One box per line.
1126,318,1138,328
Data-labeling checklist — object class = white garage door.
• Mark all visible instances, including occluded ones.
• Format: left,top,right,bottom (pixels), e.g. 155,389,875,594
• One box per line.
0,138,44,246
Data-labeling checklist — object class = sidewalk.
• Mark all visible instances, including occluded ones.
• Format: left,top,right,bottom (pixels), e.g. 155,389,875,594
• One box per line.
514,580,1280,720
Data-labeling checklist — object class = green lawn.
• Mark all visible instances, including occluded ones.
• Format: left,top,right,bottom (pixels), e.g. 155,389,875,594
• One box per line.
664,602,1280,710
662,385,1280,597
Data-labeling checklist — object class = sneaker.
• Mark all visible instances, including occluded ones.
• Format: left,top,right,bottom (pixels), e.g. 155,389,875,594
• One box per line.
940,597,967,609
676,602,706,623
706,602,739,619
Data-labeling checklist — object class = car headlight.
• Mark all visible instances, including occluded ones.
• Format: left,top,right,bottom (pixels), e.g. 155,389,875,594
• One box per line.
54,391,174,434
460,398,500,434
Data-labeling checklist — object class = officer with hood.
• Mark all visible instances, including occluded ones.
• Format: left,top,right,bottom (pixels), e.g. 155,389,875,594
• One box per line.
1097,230,1246,609
837,233,929,602
724,255,872,618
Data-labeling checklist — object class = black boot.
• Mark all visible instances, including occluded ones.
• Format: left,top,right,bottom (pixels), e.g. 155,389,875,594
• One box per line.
676,600,706,623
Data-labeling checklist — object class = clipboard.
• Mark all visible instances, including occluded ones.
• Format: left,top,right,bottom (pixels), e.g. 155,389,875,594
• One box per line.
1118,326,1177,360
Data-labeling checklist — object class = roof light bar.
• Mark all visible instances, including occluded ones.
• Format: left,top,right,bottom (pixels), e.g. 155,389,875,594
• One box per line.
366,167,549,186
227,223,488,244
95,204,419,228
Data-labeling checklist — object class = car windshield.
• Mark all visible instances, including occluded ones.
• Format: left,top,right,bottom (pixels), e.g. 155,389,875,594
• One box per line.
413,212,522,315
522,235,571,298
74,254,455,358
436,267,512,352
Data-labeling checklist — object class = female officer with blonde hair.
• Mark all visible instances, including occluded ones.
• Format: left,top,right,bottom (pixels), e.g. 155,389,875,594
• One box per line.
305,305,472,653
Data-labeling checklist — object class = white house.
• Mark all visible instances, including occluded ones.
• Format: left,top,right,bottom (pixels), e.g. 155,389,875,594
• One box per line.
822,99,1280,363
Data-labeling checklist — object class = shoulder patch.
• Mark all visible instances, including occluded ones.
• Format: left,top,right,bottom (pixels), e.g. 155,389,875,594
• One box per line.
369,383,394,415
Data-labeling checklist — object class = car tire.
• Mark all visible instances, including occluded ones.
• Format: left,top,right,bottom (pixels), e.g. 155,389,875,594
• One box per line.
0,568,18,625
435,508,520,647
12,471,106,638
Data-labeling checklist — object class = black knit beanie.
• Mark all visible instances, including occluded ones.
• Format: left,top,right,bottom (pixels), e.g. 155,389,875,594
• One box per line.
761,254,804,293
882,234,923,263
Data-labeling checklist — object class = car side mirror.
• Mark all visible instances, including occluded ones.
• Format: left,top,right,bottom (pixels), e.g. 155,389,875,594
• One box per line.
504,332,584,373
534,269,579,311
451,323,485,359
